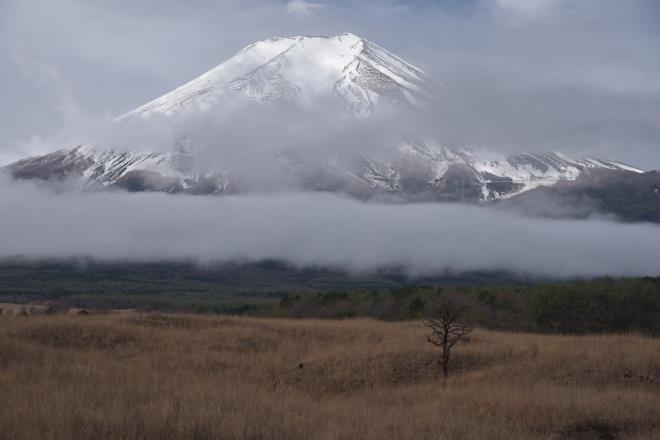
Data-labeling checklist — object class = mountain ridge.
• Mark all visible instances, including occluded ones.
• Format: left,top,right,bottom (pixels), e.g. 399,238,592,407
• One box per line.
4,33,645,201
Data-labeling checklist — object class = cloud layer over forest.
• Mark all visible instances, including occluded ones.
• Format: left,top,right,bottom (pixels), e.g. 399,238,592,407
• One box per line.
3,175,660,278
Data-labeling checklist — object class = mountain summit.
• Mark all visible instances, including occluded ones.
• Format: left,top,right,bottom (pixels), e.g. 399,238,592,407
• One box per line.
118,33,430,120
6,33,644,200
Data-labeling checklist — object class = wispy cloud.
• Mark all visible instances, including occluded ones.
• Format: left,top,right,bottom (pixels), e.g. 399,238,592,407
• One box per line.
285,0,325,17
493,0,564,20
12,54,82,127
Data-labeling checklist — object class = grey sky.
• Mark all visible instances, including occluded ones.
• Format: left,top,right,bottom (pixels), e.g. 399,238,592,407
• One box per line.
1,0,659,167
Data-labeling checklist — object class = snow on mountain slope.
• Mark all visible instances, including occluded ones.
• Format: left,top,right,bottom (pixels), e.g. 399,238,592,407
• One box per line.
5,33,645,200
8,145,229,194
118,33,429,120
8,139,642,200
371,140,644,200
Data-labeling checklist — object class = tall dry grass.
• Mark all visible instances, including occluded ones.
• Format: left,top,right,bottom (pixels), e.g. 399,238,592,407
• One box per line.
0,311,658,439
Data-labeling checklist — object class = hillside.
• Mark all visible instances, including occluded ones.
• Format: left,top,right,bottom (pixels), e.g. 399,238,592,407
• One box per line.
1,312,658,439
499,169,660,223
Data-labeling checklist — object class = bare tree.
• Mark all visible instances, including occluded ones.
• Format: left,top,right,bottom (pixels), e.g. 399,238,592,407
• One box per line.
423,298,473,380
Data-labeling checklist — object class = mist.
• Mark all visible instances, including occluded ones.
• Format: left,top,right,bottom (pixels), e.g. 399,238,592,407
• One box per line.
2,174,660,278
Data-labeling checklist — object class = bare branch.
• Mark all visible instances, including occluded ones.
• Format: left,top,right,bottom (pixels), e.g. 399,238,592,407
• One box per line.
421,296,472,380
426,335,442,347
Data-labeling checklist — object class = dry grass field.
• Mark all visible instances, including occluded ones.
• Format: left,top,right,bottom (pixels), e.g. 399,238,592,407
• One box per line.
0,311,658,440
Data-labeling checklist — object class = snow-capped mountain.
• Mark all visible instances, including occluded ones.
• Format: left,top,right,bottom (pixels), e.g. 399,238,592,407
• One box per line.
118,33,430,120
5,33,644,200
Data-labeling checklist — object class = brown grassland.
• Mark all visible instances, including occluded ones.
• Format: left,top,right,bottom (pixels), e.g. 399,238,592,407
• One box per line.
0,311,658,439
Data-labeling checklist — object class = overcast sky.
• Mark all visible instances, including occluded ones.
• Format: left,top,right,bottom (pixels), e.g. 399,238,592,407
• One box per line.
1,0,659,167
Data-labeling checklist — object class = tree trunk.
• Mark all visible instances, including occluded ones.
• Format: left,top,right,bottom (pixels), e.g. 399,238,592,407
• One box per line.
442,324,450,380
